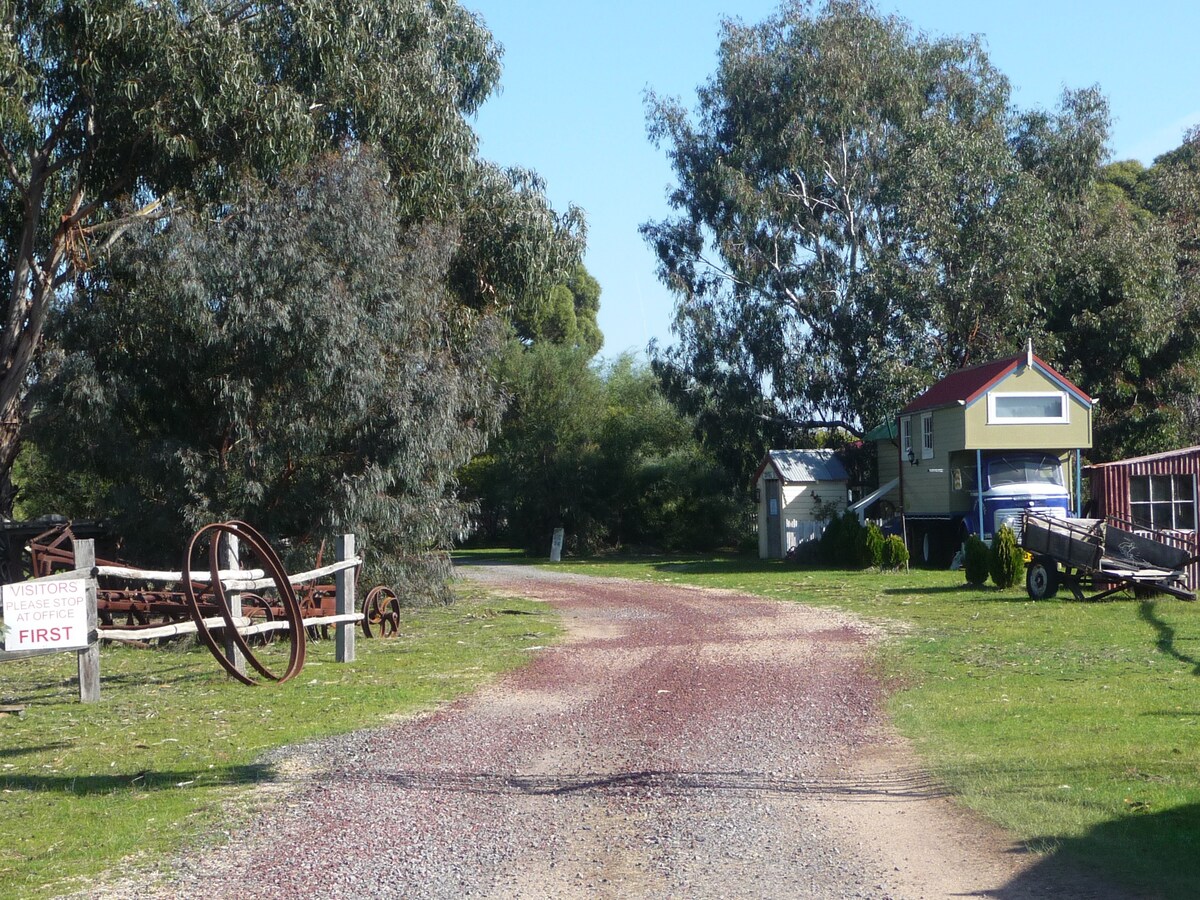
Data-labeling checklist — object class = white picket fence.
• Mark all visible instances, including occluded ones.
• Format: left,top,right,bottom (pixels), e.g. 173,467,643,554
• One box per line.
785,519,827,552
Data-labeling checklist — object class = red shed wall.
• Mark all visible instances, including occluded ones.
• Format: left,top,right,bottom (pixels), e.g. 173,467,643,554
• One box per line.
1089,450,1200,589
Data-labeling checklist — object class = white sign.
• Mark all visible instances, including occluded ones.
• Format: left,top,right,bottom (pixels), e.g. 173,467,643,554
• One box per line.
1,579,89,651
550,527,565,562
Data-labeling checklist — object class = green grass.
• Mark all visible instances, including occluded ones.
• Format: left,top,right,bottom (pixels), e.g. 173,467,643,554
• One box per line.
548,554,1200,898
0,590,558,899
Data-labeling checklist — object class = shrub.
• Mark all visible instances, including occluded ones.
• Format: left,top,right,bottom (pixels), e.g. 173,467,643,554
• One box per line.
989,524,1025,589
818,512,843,565
963,535,990,586
835,510,863,568
788,537,822,565
859,522,885,569
881,533,909,570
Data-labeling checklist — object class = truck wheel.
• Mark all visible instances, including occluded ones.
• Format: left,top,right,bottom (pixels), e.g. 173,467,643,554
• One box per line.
919,522,954,568
1026,558,1060,600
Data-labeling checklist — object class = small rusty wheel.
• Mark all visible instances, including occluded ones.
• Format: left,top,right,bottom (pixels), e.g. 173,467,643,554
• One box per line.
240,593,276,647
362,586,400,638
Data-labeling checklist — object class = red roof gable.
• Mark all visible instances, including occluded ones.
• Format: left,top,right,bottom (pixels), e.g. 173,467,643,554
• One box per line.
900,353,1092,415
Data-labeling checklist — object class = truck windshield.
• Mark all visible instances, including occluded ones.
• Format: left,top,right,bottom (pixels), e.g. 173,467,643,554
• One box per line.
988,455,1064,487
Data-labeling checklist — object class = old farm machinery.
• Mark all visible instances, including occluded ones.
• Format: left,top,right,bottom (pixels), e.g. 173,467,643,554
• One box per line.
1021,511,1200,602
26,521,403,683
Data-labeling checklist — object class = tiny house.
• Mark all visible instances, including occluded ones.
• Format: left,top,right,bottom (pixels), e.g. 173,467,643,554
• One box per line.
871,348,1094,565
754,449,848,559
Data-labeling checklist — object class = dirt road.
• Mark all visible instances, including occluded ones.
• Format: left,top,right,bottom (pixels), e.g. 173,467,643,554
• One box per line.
101,564,1130,899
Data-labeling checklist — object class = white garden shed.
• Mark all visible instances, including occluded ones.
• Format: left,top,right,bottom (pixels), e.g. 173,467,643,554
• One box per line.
754,449,849,559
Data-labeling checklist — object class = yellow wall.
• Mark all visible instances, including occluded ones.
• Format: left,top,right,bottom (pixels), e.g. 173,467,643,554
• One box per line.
963,366,1092,450
869,362,1090,520
895,406,964,514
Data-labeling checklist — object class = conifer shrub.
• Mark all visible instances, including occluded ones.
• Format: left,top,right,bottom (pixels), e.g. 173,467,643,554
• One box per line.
859,521,885,569
835,510,863,568
963,534,990,586
817,512,844,565
881,533,909,570
989,524,1025,589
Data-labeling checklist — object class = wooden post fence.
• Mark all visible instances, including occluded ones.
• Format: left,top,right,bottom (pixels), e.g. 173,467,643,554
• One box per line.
1,533,363,698
335,533,356,664
75,539,100,702
219,532,245,678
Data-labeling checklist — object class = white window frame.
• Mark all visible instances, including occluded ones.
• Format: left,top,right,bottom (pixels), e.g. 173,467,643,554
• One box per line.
900,416,912,459
986,391,1070,425
921,413,934,459
1130,473,1196,532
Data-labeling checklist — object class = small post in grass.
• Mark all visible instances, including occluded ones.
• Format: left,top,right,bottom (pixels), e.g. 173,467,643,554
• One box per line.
74,539,100,703
335,533,355,663
220,532,245,678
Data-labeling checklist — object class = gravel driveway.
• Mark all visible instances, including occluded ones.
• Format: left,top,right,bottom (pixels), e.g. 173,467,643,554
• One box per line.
90,564,1132,899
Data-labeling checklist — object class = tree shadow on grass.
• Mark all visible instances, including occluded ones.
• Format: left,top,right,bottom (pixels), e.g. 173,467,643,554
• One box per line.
0,741,71,760
880,584,1023,598
0,762,274,795
996,802,1200,899
1138,600,1200,675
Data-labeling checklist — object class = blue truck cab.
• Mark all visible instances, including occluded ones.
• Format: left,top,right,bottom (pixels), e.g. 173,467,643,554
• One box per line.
962,452,1071,541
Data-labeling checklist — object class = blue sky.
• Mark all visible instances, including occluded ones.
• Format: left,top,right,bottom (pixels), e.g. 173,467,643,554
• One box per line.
466,1,1200,360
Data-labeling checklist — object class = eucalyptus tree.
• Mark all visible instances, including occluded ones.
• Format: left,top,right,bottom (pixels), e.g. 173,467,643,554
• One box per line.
643,0,1060,442
1,0,582,511
30,151,497,595
462,350,741,554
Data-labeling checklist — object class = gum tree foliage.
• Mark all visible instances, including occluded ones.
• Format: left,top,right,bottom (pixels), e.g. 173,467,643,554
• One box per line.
526,264,603,356
462,351,742,555
643,0,1055,449
1009,93,1200,460
0,0,583,511
1022,118,1200,460
29,151,503,597
1138,129,1200,450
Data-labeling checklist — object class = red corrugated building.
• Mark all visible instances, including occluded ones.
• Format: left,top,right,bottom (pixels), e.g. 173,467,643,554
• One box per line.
1086,446,1200,588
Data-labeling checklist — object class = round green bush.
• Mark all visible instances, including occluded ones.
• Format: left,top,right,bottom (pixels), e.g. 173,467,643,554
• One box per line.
882,533,909,570
989,524,1025,589
963,534,990,586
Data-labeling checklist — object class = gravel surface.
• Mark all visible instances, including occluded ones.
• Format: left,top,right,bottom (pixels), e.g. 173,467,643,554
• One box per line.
81,564,1136,899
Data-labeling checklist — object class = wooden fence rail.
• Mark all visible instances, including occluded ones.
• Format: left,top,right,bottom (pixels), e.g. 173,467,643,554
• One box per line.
0,534,361,702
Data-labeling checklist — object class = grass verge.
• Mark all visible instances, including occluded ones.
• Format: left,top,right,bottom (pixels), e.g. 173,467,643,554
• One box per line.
0,588,557,899
548,554,1200,899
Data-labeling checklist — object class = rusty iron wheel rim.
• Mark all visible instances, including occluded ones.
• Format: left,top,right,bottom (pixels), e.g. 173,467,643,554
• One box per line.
182,521,306,685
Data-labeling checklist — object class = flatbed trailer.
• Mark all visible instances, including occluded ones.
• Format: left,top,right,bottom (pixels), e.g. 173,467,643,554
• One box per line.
1021,512,1199,601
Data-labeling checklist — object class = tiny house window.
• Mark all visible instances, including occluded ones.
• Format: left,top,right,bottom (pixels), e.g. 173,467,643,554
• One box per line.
901,417,912,459
921,414,934,459
1131,474,1196,531
987,391,1069,424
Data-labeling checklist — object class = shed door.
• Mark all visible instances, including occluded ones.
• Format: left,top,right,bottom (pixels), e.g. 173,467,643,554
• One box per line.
766,479,782,558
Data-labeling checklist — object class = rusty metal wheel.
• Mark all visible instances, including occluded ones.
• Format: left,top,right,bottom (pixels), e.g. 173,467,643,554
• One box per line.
362,585,400,638
240,593,276,647
182,521,306,685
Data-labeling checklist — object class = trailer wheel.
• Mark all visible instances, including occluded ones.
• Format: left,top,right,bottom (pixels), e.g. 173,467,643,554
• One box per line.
1026,558,1060,600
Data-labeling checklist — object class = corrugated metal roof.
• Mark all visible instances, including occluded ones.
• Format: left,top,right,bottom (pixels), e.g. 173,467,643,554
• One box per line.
1085,445,1200,469
900,352,1092,415
864,420,898,442
765,449,848,483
